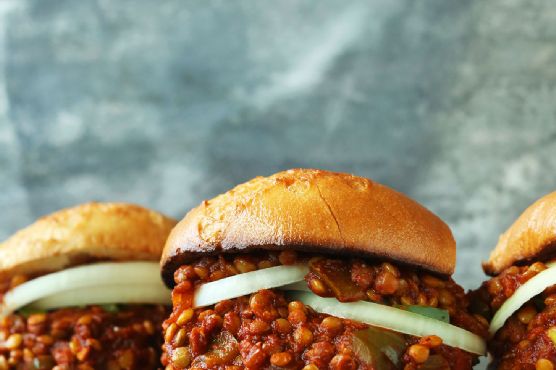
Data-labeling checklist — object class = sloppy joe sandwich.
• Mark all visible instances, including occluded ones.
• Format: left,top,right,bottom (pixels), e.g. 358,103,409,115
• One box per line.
471,191,556,370
160,169,487,370
0,202,176,369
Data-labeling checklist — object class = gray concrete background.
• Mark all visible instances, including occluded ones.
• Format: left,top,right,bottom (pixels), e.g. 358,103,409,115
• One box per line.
0,0,555,296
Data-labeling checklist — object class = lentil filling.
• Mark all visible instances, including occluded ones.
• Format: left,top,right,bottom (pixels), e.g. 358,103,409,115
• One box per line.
0,274,168,370
470,261,556,370
163,251,487,370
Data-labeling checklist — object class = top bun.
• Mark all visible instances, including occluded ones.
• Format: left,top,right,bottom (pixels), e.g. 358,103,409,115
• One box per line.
0,202,177,279
484,191,556,275
161,169,456,286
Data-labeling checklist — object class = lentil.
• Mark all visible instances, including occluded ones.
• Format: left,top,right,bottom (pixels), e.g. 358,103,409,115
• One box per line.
374,271,399,295
173,329,187,346
4,334,21,350
330,354,356,370
408,344,429,363
423,274,445,288
293,327,313,349
307,277,328,296
233,257,257,274
27,313,47,326
537,359,555,370
273,318,292,334
288,309,307,325
269,352,292,367
171,347,191,368
302,365,318,370
320,316,343,336
166,323,178,343
177,309,194,326
193,266,208,280
278,251,297,265
549,327,556,346
249,319,270,335
517,305,537,324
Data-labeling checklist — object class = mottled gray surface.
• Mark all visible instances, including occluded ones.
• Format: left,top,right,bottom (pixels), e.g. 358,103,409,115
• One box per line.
1,0,556,297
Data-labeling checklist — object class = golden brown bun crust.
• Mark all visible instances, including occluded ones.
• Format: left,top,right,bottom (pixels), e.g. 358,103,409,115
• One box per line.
0,202,177,279
161,169,456,286
484,191,556,275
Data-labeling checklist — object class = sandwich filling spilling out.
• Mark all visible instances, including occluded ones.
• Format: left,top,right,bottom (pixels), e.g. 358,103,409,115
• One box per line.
0,262,171,370
471,260,556,370
163,251,488,370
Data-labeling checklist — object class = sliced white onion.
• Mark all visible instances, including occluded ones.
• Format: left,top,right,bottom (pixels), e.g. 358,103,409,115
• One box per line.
490,264,556,335
28,284,170,310
194,265,309,308
288,291,486,355
1,262,169,315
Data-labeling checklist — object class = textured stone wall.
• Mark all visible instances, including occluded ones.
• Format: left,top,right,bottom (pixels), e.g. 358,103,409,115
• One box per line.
0,0,555,298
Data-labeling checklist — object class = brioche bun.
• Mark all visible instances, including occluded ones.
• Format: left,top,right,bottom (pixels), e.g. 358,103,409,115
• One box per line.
161,169,455,286
0,202,177,279
484,191,556,275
